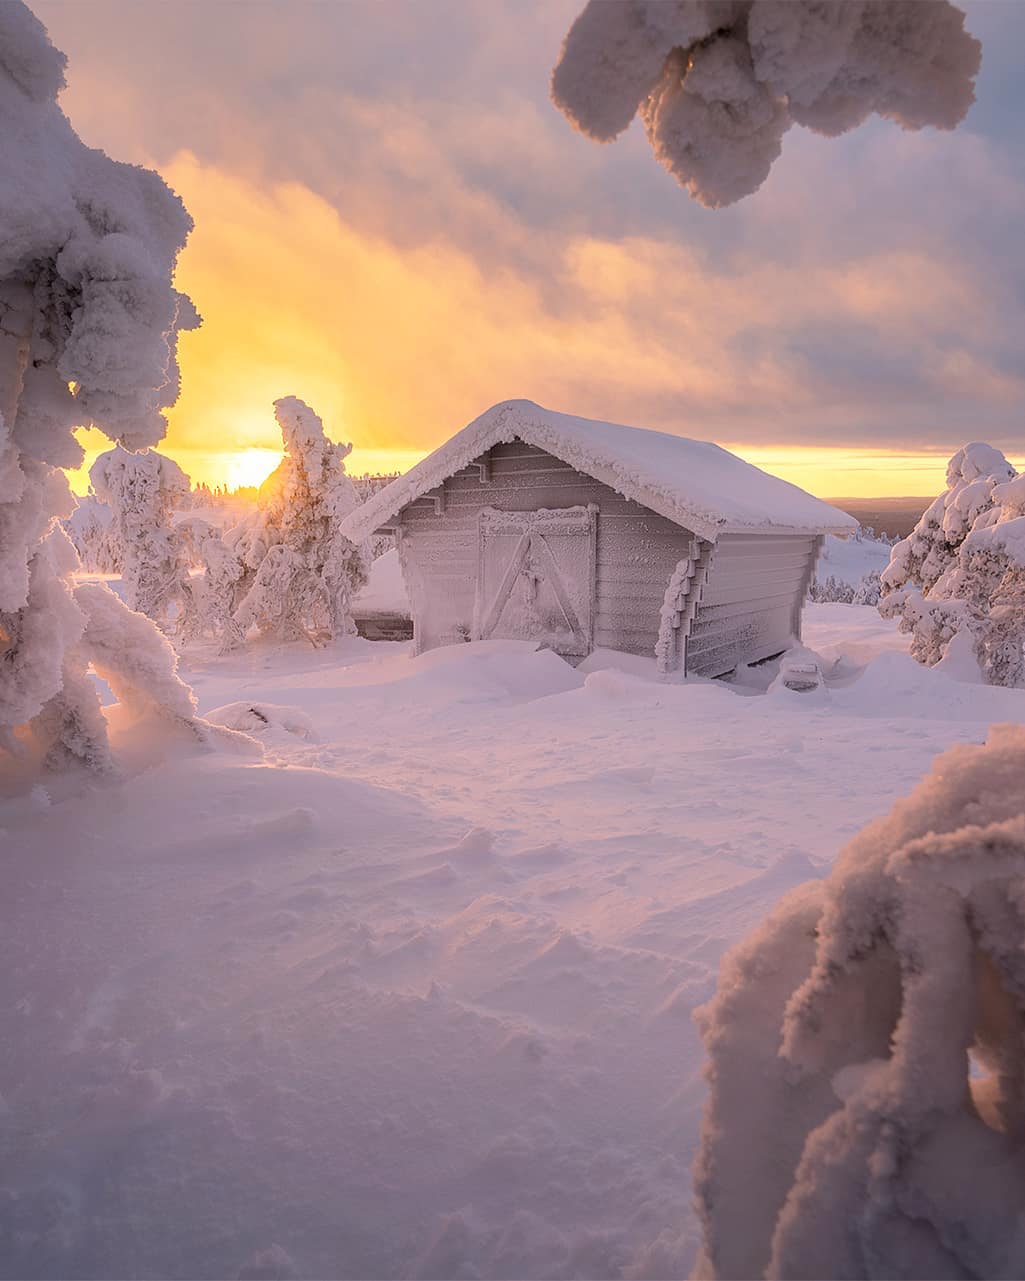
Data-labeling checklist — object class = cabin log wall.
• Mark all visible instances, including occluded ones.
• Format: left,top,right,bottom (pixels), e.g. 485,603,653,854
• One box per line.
395,439,822,676
398,441,696,658
686,533,820,677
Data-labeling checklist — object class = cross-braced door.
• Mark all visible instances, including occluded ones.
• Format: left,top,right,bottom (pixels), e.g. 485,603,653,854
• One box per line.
475,506,596,657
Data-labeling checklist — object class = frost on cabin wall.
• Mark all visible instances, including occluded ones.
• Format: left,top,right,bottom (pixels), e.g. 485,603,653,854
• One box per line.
0,2,200,774
692,724,1025,1280
880,443,1025,686
551,0,981,208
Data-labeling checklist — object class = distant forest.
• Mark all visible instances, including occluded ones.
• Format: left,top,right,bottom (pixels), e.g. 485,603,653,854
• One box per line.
830,497,930,539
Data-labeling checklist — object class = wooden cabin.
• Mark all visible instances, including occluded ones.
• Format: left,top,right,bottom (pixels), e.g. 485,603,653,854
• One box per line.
339,401,856,677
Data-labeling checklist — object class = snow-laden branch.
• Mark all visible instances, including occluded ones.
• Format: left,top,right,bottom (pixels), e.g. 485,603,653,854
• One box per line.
551,0,981,207
693,724,1025,1278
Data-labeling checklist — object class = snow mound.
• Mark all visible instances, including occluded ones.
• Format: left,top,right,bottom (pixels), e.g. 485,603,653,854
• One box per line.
205,702,318,741
388,639,583,706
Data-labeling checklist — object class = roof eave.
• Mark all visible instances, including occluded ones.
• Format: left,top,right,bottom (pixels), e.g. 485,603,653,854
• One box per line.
338,402,860,544
717,519,857,537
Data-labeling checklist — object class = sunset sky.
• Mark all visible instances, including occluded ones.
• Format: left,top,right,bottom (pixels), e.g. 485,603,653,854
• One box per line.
37,0,1025,499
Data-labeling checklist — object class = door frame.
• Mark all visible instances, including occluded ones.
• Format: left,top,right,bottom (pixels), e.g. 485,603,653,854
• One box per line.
473,504,597,656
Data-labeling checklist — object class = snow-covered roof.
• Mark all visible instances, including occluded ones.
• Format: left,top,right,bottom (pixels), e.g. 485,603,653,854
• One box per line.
340,400,857,543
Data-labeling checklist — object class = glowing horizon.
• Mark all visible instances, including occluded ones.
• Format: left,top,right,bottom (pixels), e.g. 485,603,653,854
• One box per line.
66,430,430,496
53,145,1025,508
65,428,1025,504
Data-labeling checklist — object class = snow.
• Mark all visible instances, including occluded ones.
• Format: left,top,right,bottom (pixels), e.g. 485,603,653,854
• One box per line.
813,530,891,587
351,547,409,619
340,399,857,545
3,604,1024,1278
551,0,981,207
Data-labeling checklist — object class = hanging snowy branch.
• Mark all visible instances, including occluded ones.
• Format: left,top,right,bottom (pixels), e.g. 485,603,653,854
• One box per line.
551,0,981,208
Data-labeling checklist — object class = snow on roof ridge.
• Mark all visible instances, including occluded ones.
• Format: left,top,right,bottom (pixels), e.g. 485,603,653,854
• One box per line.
341,399,857,543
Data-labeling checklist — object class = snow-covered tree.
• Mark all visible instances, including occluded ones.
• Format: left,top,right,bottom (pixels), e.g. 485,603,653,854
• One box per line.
808,570,881,605
62,493,122,573
0,3,201,773
808,574,854,604
89,445,193,630
229,397,369,646
692,724,1025,1280
175,515,245,651
551,0,981,208
880,443,1025,686
851,570,881,607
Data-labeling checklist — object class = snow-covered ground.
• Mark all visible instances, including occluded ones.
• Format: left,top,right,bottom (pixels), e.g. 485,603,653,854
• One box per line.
3,605,1024,1280
813,530,893,586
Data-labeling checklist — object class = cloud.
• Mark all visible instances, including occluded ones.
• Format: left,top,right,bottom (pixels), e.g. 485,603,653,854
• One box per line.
144,148,1024,482
35,0,1025,485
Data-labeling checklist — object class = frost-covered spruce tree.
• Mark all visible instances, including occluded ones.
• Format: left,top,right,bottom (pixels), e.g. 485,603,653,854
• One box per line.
61,494,122,573
90,445,193,631
808,574,854,604
229,397,369,645
692,725,1025,1280
851,570,881,606
175,515,245,651
0,3,200,772
880,443,1025,685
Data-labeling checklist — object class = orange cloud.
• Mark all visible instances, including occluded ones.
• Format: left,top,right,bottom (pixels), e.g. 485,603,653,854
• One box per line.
63,150,1025,498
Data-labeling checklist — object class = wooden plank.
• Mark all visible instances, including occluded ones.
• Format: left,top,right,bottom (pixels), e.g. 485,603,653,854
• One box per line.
487,454,575,477
594,616,660,639
445,468,575,494
597,582,673,605
594,628,659,649
595,513,689,535
707,548,814,573
715,534,817,550
488,441,553,459
443,479,615,504
438,488,649,517
702,579,804,607
597,540,687,563
401,503,688,537
691,595,795,627
597,551,684,574
688,620,790,661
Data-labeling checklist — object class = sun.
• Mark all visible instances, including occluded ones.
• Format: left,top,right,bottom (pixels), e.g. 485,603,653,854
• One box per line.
223,447,281,491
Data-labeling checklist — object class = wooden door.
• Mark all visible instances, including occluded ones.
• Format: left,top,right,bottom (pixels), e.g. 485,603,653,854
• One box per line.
475,506,596,657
